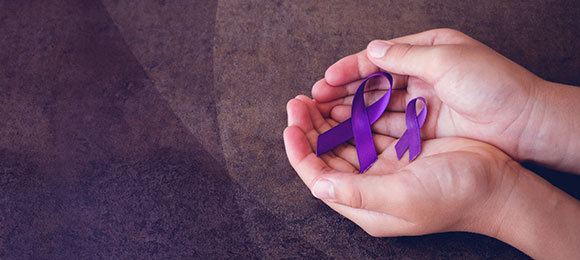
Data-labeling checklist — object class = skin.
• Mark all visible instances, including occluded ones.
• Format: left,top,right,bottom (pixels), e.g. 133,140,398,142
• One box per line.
284,29,580,259
312,29,580,173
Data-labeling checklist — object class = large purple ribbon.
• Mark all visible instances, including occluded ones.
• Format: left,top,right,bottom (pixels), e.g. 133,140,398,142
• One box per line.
316,72,393,172
395,97,427,161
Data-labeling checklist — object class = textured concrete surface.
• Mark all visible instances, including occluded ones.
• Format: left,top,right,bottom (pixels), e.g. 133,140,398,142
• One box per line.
1,0,579,259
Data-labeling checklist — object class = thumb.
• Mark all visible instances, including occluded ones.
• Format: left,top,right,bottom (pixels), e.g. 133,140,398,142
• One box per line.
366,40,456,84
311,172,413,213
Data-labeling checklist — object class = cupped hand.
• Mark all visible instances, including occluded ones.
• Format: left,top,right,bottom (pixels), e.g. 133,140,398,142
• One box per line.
312,28,543,161
283,95,520,237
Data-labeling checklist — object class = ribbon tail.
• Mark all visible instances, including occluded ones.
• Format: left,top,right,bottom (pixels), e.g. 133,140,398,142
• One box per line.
395,130,421,162
395,131,410,160
316,118,353,156
407,130,422,161
353,112,377,173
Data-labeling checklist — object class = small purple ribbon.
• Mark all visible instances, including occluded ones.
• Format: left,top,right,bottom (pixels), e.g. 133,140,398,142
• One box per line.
316,72,393,172
316,72,428,173
395,97,427,161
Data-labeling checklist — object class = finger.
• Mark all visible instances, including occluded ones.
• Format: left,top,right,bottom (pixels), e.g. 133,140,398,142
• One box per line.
329,106,407,137
366,39,479,84
324,50,379,86
324,134,399,172
313,73,407,102
288,98,358,173
311,171,418,216
372,134,397,155
370,112,408,138
388,28,477,46
283,126,335,187
323,28,477,88
317,89,410,117
287,98,315,150
295,95,361,170
294,95,331,134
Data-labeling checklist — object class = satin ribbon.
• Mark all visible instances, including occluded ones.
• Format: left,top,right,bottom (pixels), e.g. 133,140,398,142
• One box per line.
316,72,428,173
316,72,393,172
394,97,427,161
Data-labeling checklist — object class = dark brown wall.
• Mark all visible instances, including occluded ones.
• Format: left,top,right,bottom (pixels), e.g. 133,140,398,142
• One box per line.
1,1,578,259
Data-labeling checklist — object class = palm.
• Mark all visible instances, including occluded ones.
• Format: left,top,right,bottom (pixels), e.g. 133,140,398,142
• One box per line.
285,96,516,236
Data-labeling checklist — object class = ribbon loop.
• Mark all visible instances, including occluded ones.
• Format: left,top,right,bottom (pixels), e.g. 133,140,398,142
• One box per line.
316,72,393,173
395,97,427,161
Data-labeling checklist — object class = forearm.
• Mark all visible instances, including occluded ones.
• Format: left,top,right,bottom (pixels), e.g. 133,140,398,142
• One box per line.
519,81,580,173
485,166,580,259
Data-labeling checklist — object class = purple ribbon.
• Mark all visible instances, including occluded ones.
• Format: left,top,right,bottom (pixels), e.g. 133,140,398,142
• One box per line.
316,72,428,173
395,97,427,161
316,72,393,172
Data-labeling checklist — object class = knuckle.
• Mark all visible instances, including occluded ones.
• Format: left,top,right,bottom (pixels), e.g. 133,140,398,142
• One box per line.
347,187,364,209
387,43,413,61
433,28,472,45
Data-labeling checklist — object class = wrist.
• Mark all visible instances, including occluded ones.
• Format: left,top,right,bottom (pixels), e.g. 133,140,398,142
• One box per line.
516,79,580,173
512,76,542,162
461,159,523,238
482,165,580,259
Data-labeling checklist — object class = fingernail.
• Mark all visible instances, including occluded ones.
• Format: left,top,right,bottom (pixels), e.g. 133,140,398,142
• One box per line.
368,41,391,58
312,179,335,200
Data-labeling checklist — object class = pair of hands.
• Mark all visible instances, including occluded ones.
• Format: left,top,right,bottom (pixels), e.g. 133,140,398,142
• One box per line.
283,28,580,258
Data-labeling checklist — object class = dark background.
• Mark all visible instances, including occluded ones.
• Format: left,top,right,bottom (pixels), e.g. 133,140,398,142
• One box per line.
1,0,579,259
